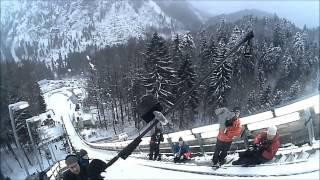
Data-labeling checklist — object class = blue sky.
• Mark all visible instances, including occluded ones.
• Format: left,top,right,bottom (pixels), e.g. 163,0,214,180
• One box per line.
188,0,319,28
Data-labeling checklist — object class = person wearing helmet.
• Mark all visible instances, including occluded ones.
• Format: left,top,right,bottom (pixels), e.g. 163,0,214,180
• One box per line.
212,107,242,166
232,125,280,166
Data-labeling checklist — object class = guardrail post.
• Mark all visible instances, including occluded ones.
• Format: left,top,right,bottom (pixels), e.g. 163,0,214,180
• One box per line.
194,133,205,155
167,137,174,153
304,107,316,145
271,109,276,117
241,125,249,149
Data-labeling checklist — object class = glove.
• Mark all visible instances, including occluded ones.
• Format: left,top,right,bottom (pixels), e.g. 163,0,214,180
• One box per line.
225,119,233,127
225,116,237,127
261,139,270,145
253,144,263,154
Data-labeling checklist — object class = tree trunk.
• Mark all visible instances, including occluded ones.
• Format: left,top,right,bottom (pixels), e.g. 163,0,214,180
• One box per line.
118,89,124,126
179,107,185,130
95,99,102,126
100,101,107,130
111,99,117,135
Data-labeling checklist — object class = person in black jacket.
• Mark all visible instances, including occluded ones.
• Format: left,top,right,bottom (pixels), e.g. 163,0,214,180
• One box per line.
149,127,164,160
63,154,108,180
63,154,88,180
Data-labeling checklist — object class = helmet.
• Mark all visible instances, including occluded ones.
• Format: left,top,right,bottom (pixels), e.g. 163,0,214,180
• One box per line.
267,125,277,136
79,149,88,157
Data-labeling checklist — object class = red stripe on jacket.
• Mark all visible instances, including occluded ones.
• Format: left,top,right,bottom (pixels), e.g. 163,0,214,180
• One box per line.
217,118,241,142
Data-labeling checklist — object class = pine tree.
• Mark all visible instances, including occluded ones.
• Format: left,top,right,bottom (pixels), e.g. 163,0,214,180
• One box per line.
143,33,177,108
261,44,282,74
208,40,232,107
247,90,257,113
217,18,227,43
271,89,283,106
287,81,301,100
227,25,242,48
293,31,309,77
259,85,272,108
176,50,199,128
281,49,297,79
273,23,285,47
181,32,196,61
171,34,183,72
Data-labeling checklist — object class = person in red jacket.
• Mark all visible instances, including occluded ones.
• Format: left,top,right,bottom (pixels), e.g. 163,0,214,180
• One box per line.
232,125,280,166
212,107,242,166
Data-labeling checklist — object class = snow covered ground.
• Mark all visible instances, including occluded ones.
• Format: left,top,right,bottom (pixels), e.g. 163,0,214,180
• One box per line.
40,79,319,180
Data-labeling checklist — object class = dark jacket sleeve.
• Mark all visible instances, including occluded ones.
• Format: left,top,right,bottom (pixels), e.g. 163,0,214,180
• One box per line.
63,170,75,180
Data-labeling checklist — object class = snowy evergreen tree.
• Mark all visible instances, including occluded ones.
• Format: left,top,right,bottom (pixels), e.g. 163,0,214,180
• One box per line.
287,80,301,100
228,25,244,78
208,40,232,107
181,32,196,61
293,31,310,77
247,90,258,113
198,35,211,77
143,33,177,108
176,55,199,128
293,32,305,55
171,34,183,72
273,23,285,47
217,18,228,43
281,49,297,79
227,25,242,49
271,89,284,107
259,85,272,108
260,44,282,74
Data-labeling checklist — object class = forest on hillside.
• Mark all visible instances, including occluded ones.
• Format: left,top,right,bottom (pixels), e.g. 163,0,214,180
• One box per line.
1,15,319,139
56,15,319,131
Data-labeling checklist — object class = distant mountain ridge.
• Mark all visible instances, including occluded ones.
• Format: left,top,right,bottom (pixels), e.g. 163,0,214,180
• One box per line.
0,1,286,65
0,0,202,63
205,9,275,25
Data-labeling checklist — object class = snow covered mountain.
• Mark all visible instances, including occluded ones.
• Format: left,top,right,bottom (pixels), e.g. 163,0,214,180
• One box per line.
0,0,203,63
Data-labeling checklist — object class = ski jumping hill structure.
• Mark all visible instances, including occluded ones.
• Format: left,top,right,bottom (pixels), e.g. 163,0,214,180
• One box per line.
42,80,319,179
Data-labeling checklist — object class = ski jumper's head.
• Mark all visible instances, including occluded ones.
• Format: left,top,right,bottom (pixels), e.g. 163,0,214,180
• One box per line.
65,154,81,175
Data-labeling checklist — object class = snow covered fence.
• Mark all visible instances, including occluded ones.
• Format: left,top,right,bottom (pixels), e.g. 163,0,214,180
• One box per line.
57,93,319,156
78,94,319,155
